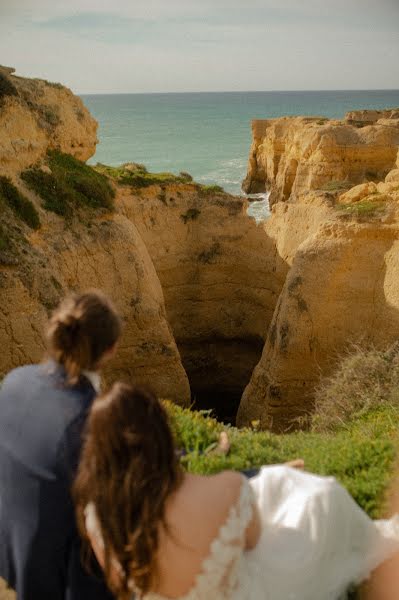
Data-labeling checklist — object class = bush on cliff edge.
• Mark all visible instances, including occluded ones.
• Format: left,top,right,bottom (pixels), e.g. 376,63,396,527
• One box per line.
21,151,115,217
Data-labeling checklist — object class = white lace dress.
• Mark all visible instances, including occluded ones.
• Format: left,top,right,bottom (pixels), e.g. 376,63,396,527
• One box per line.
85,466,399,600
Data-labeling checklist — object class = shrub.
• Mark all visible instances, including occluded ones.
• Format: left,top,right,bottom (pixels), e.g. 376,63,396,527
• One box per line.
0,176,40,229
95,163,197,189
199,184,225,195
0,72,18,104
312,344,399,433
165,400,398,518
337,199,387,220
21,151,115,217
320,180,352,192
179,171,193,182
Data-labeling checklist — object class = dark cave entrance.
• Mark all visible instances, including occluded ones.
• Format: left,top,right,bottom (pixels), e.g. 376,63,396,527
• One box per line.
178,336,265,424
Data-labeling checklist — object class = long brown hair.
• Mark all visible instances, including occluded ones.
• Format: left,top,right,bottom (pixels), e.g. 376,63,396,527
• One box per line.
46,290,122,384
74,383,183,598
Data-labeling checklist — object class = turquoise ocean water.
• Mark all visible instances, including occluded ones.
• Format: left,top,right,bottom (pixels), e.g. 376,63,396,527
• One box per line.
82,90,399,219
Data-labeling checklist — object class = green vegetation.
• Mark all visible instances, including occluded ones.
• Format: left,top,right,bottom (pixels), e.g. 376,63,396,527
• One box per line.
166,344,399,518
21,151,115,218
312,344,399,433
0,176,40,229
180,208,201,223
0,72,18,104
95,163,192,189
337,198,387,219
166,402,396,518
320,180,352,192
198,184,225,195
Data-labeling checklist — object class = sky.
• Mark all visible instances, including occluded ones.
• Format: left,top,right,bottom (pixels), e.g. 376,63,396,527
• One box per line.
0,0,398,94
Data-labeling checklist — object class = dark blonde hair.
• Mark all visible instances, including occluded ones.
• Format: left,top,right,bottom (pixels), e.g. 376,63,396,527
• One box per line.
46,290,122,384
74,383,182,598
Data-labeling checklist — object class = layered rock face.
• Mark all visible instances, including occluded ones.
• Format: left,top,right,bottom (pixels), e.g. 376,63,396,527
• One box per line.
237,218,399,431
119,183,284,421
3,65,399,434
0,67,189,405
0,210,191,404
243,111,399,207
0,66,97,175
238,140,399,431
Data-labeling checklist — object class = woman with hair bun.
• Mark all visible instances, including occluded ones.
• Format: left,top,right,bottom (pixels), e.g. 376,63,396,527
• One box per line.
75,384,399,600
0,290,121,600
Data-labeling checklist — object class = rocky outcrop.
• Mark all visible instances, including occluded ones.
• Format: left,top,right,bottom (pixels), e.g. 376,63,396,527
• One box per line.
0,67,189,405
3,66,399,434
243,111,399,206
0,66,97,175
0,207,191,404
237,217,399,431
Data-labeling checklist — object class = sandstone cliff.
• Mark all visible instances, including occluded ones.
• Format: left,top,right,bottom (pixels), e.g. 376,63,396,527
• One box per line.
243,111,399,207
0,66,97,175
0,67,190,404
237,125,399,431
117,178,284,420
3,66,399,436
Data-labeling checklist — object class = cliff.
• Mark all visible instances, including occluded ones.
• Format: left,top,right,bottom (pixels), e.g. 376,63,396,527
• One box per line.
237,145,399,431
0,66,97,175
0,67,189,404
2,66,399,435
243,111,399,207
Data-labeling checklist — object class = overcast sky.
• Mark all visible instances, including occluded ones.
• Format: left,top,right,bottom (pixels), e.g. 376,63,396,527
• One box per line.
0,0,398,94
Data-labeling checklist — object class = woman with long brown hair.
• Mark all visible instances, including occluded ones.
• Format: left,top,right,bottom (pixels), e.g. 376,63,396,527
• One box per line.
0,290,121,600
75,384,399,600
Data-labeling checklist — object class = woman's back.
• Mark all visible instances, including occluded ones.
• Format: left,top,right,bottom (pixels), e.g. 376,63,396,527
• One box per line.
154,471,249,598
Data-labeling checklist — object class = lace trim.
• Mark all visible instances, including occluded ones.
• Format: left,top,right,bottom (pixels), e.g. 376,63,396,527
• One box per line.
146,476,255,600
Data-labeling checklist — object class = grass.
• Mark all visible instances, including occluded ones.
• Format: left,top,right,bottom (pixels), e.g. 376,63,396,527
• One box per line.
312,344,399,433
166,401,397,519
21,151,115,217
165,343,399,518
95,163,226,195
337,198,387,219
320,180,353,192
95,163,193,189
0,176,40,229
198,184,225,195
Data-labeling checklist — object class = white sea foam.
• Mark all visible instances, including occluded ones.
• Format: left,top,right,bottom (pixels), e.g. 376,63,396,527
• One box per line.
246,193,271,223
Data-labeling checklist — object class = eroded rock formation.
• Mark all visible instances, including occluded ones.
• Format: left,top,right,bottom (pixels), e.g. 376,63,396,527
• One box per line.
0,67,189,404
0,66,97,175
118,181,285,420
243,111,399,207
2,66,399,434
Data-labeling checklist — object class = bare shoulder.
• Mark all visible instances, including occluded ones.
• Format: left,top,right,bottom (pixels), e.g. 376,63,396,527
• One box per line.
211,470,245,502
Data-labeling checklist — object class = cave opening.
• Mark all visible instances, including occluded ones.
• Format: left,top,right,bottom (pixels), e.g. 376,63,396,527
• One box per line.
178,336,265,425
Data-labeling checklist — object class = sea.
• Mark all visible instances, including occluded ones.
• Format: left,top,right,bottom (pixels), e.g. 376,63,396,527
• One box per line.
82,90,399,222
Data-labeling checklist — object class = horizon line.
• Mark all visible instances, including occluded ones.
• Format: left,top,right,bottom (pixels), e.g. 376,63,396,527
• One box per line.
78,87,399,97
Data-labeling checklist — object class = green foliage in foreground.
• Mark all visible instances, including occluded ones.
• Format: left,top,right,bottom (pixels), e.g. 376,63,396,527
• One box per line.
21,151,115,217
166,401,399,519
0,176,40,229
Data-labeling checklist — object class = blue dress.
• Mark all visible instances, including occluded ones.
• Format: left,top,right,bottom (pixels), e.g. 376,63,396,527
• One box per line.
0,362,114,600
